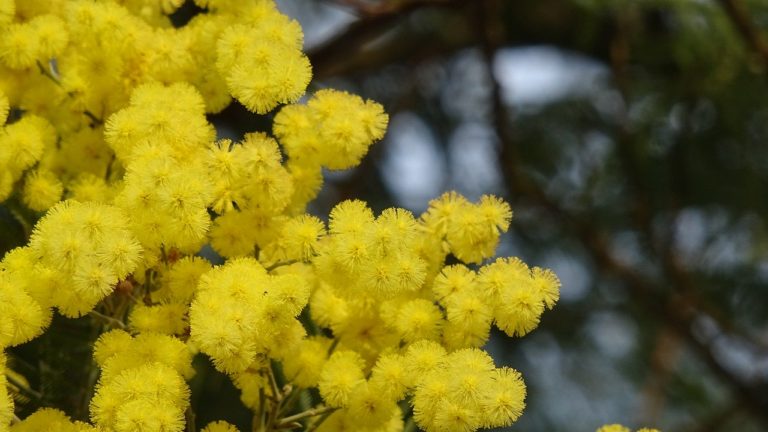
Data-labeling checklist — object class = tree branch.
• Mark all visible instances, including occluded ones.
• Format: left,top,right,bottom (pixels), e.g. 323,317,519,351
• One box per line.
717,0,768,68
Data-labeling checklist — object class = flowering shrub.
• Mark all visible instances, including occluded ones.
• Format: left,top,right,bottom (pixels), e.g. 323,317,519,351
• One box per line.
0,1,658,431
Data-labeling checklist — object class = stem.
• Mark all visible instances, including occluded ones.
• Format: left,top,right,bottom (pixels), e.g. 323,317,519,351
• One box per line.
277,406,336,427
185,407,196,432
83,110,103,125
274,422,302,430
265,260,299,272
403,417,417,432
267,366,281,401
5,199,33,239
6,373,43,401
88,310,127,330
36,60,61,86
305,408,336,432
255,385,266,432
326,338,340,356
278,386,301,417
104,152,116,181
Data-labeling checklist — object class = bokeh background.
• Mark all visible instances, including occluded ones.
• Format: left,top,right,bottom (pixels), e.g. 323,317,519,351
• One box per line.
267,0,768,430
3,0,768,431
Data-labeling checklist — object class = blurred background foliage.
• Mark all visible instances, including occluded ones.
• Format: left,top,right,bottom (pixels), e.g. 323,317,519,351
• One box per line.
4,0,768,431
280,0,768,430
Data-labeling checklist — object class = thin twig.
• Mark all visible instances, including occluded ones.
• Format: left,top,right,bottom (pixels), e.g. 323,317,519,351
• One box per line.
305,408,335,432
267,366,282,401
265,260,299,272
717,0,768,68
6,373,43,401
36,60,61,86
88,310,127,330
276,406,336,427
330,0,457,17
403,417,417,432
185,407,196,432
255,385,266,432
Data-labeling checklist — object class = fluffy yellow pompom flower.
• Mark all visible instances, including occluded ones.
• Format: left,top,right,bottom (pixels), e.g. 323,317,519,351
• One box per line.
432,264,476,304
67,174,113,203
202,421,240,432
274,89,388,170
411,348,525,432
480,367,526,428
153,256,212,304
308,283,349,329
320,200,430,302
209,210,261,257
94,331,194,382
281,336,332,388
190,257,308,374
128,303,188,335
190,258,269,373
390,299,444,343
217,21,311,114
90,363,190,432
421,192,512,264
597,425,631,432
28,201,142,317
225,49,311,114
403,340,447,386
104,82,214,163
329,199,375,236
346,381,400,428
0,0,13,25
0,272,50,347
263,214,325,262
0,89,8,125
22,169,63,211
421,191,468,235
476,257,555,337
597,426,661,432
532,266,561,309
10,408,95,432
369,353,409,401
90,330,193,432
28,14,69,59
0,115,54,202
92,329,134,366
443,290,493,349
0,351,13,429
0,23,39,69
318,350,366,408
309,89,388,169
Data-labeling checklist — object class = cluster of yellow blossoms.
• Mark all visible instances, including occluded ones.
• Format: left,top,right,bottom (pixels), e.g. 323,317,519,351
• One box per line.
0,0,659,431
598,425,660,432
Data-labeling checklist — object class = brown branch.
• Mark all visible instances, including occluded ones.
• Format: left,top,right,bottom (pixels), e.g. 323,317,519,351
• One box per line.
640,326,681,424
309,0,467,78
329,0,457,17
717,0,768,68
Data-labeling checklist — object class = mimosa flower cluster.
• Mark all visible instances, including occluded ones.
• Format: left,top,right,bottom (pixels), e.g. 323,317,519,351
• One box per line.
0,0,651,431
598,425,660,432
